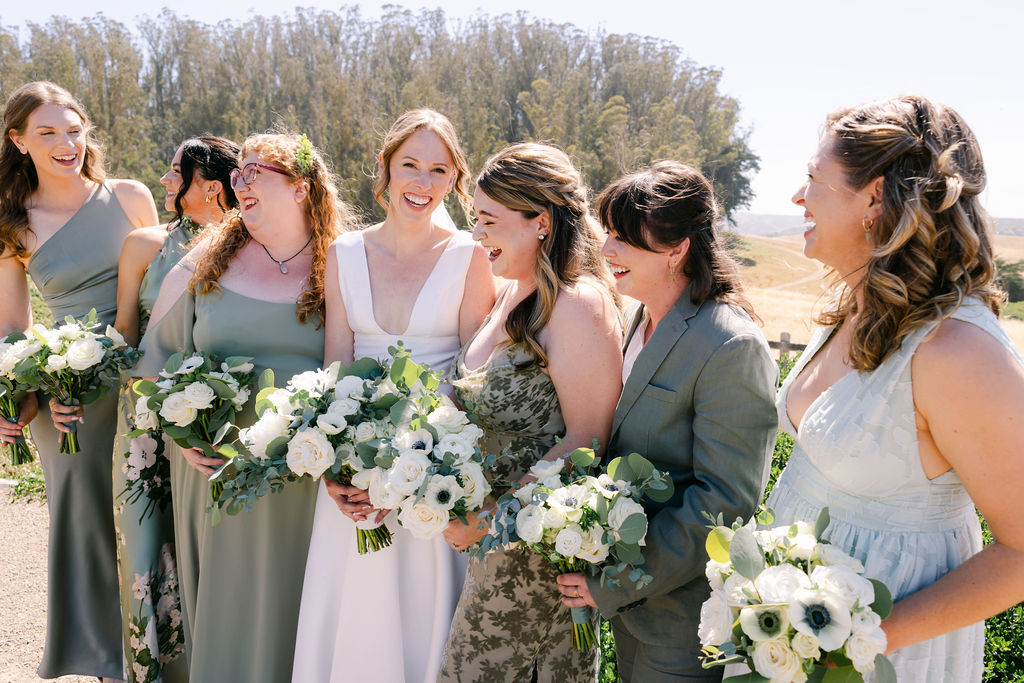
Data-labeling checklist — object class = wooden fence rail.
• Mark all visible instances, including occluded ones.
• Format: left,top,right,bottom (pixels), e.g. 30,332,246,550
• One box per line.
767,331,806,357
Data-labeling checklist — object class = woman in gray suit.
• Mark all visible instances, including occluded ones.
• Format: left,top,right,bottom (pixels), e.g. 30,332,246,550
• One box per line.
557,160,778,681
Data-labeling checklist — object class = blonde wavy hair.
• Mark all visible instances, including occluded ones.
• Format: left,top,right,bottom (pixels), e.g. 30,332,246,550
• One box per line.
190,133,355,326
373,109,472,222
477,142,621,367
820,94,1000,371
1,81,106,259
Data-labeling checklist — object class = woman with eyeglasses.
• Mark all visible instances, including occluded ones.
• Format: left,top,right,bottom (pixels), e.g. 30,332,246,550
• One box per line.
136,132,353,682
0,81,158,683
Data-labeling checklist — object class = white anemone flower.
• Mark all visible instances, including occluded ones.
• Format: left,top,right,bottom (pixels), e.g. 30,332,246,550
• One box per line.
788,587,853,651
739,604,790,642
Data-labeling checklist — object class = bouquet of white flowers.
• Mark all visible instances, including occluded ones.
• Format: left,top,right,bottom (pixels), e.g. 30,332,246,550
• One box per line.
698,508,897,683
0,332,35,464
15,310,140,453
478,448,674,652
128,351,256,475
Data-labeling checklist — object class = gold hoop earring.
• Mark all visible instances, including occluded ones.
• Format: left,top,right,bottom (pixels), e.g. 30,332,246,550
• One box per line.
862,217,874,244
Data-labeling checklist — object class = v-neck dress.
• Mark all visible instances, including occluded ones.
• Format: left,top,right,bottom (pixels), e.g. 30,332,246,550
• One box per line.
291,228,475,683
767,298,1006,681
25,181,132,679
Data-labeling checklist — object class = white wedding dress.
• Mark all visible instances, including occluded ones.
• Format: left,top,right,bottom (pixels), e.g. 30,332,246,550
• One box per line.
292,228,474,683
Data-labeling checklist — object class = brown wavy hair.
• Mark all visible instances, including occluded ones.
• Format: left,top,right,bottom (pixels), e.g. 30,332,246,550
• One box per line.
373,109,472,222
596,160,756,320
477,142,620,367
190,133,355,326
818,95,1000,371
0,81,106,259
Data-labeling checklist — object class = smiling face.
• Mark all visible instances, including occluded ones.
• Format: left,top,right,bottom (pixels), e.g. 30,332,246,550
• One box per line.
471,187,547,281
793,133,877,274
386,128,454,223
10,103,87,180
233,150,305,234
600,227,684,303
159,144,209,214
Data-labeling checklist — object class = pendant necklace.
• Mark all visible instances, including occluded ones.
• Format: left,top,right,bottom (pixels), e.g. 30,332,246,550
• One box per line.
259,235,313,274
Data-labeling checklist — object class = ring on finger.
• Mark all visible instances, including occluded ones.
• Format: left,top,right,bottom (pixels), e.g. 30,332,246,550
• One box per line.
574,588,580,598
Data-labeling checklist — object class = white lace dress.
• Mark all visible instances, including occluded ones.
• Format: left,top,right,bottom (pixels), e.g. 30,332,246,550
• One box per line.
291,229,474,683
768,298,1013,682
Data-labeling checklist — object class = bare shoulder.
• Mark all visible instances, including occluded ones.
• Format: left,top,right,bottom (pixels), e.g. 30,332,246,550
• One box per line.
108,178,158,226
914,317,1014,383
550,279,618,332
121,225,169,265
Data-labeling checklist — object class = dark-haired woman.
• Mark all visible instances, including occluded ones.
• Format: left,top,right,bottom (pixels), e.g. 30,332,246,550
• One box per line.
766,95,1024,681
556,160,778,681
0,81,157,682
107,136,239,683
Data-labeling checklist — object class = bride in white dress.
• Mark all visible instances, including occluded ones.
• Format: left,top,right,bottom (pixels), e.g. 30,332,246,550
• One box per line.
291,109,495,683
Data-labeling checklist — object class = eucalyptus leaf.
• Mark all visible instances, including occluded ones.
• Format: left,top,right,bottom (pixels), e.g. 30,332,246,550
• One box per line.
163,352,184,375
869,578,893,619
206,377,235,399
728,527,765,581
613,541,643,565
163,424,191,440
814,506,831,538
258,368,275,390
607,456,635,482
266,435,289,459
705,526,733,564
722,673,770,683
645,476,674,503
132,379,159,396
346,357,382,379
389,398,418,426
872,654,898,683
616,513,648,544
626,452,655,480
821,666,863,683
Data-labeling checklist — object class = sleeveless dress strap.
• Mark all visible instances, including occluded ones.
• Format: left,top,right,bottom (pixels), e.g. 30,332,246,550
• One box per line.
334,231,374,334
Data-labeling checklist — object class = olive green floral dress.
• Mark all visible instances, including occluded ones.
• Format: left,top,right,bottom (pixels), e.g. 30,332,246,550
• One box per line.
111,219,197,683
438,339,597,682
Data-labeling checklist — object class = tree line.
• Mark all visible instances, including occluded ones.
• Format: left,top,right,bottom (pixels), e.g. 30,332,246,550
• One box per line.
0,6,758,222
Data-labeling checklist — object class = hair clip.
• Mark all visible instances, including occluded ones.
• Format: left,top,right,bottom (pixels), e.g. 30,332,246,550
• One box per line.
295,133,314,174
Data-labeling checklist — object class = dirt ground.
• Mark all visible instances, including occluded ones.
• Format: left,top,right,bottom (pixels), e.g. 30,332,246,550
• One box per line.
0,494,95,683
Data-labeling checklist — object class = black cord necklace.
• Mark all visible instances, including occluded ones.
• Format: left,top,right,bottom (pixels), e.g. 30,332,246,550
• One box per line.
259,235,313,274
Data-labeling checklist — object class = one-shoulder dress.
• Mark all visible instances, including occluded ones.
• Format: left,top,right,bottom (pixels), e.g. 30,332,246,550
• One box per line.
292,228,474,683
137,280,324,683
26,181,132,679
768,298,1009,681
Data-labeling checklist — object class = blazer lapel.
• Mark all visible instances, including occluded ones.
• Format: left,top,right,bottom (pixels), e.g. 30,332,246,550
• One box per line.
610,291,701,441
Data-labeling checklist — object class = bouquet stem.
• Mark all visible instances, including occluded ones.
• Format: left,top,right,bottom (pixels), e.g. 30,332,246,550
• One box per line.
569,605,597,652
356,526,393,554
59,419,80,454
3,415,32,465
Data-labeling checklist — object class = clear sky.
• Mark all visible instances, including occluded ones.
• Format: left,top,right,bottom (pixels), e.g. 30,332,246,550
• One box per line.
2,0,1022,218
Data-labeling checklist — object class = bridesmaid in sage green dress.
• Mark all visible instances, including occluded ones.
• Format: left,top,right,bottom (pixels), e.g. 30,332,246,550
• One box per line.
135,132,352,683
0,82,158,681
108,136,239,683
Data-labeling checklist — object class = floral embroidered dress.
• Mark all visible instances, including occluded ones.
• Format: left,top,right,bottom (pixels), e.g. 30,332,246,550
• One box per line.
437,313,596,682
111,219,197,682
768,298,1009,682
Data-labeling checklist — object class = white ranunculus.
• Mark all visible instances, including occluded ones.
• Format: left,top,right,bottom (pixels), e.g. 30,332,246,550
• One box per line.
286,427,335,478
29,324,62,349
334,375,367,400
458,461,489,509
554,524,584,557
288,368,332,396
239,411,292,460
128,434,159,470
782,530,819,562
397,497,450,539
436,432,476,461
607,496,646,535
789,587,853,651
705,558,732,591
723,572,756,608
105,325,126,349
790,632,821,660
354,421,377,443
514,482,539,506
751,636,805,683
231,386,250,408
392,427,433,455
739,604,790,642
158,392,198,427
174,355,205,375
542,505,567,530
814,543,865,573
370,477,404,511
423,474,464,511
0,347,16,375
528,458,564,482
576,523,610,563
134,395,160,431
697,590,734,647
810,564,875,610
265,388,297,415
65,337,106,370
516,505,545,544
387,450,432,496
846,627,887,674
755,563,812,604
850,607,882,635
181,382,217,409
44,354,68,373
317,398,359,435
56,322,83,340
155,378,175,391
11,338,43,359
457,423,484,444
425,405,470,436
371,377,400,401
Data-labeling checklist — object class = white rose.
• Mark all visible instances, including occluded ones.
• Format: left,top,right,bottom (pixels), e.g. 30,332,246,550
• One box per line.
317,398,359,435
457,461,490,509
266,388,297,415
351,466,382,492
174,355,205,375
239,411,292,460
751,636,805,683
576,523,610,563
285,427,335,478
425,405,470,436
457,423,484,444
851,607,882,635
231,386,250,408
182,382,217,410
397,497,450,539
105,325,126,349
845,627,887,675
158,392,198,427
755,563,812,604
542,505,567,530
65,337,105,370
334,375,367,400
387,450,432,496
134,395,160,430
723,572,756,608
810,564,875,610
127,434,159,470
704,558,732,591
515,505,545,544
514,482,539,506
607,496,646,535
354,421,377,443
44,354,68,372
554,525,584,557
56,322,83,340
814,543,865,573
436,432,476,461
288,368,331,395
698,590,734,647
791,632,821,660
370,477,404,511
528,458,564,482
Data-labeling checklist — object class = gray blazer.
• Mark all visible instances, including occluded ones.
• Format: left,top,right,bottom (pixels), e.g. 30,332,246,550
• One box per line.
587,289,778,656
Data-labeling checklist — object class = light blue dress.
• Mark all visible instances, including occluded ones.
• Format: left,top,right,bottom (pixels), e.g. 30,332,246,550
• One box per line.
768,299,1007,681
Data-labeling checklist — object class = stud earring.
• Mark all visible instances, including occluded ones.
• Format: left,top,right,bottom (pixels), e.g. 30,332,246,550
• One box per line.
538,233,546,241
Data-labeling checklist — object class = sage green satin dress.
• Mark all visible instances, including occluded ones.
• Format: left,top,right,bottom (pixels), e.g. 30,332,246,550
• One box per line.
136,284,323,683
111,220,197,683
25,182,130,679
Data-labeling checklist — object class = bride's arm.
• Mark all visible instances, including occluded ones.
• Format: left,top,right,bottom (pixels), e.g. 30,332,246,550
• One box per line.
882,318,1024,653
